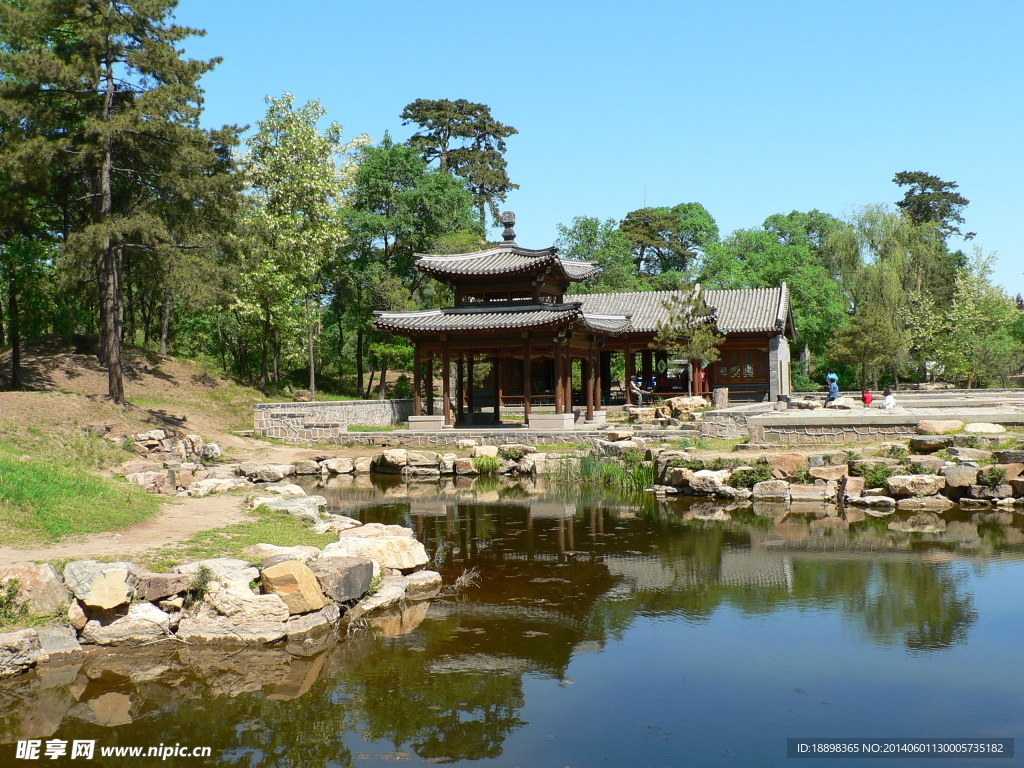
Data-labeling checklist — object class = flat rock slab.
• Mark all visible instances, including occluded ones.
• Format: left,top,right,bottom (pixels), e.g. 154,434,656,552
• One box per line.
308,558,374,602
63,561,139,610
81,602,171,646
995,450,1024,464
909,435,954,453
135,571,192,602
404,570,443,601
888,513,947,534
916,420,964,435
887,475,946,497
321,537,428,571
964,423,1006,434
0,629,41,678
177,583,289,645
286,603,341,640
752,480,790,502
941,465,980,488
346,576,407,621
897,495,955,512
35,625,82,658
173,558,258,589
0,563,69,616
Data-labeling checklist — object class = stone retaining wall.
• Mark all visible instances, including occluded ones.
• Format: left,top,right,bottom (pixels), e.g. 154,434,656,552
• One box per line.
255,399,432,440
301,428,702,449
754,422,917,445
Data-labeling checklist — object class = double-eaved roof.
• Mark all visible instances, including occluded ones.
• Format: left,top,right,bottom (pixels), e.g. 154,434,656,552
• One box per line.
575,285,794,336
414,245,600,283
374,302,633,335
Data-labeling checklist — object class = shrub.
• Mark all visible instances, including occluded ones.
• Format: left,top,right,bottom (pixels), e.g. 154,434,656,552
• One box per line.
498,445,530,461
851,462,896,489
728,463,774,489
978,466,1007,488
907,461,938,476
473,455,500,475
0,579,27,627
185,565,215,608
880,444,908,461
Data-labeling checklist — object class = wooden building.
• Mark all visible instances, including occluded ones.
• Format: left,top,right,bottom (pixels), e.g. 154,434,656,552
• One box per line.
373,213,794,429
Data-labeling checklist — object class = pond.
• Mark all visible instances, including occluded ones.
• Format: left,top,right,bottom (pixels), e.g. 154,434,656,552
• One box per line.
2,476,1022,767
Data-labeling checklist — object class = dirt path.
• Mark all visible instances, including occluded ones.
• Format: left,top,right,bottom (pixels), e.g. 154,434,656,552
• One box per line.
0,494,254,567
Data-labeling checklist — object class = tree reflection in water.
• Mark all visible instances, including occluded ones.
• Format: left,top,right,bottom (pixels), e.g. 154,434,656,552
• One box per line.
1,476,1016,764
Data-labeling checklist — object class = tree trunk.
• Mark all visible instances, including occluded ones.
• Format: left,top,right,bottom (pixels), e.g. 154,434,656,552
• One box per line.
97,56,123,404
306,296,316,395
378,357,388,400
273,338,280,384
8,263,21,390
259,309,270,395
364,367,375,400
356,327,364,395
160,290,172,355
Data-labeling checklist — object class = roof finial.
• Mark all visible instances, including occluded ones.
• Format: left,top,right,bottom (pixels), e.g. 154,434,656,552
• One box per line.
501,211,516,243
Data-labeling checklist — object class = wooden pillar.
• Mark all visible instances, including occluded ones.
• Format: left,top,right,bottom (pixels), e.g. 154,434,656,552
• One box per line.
624,344,635,405
442,340,452,426
564,353,573,413
456,357,464,424
599,350,611,404
554,340,564,414
467,354,475,423
595,349,603,409
413,342,422,416
426,355,434,415
492,355,501,424
583,353,594,422
523,338,532,422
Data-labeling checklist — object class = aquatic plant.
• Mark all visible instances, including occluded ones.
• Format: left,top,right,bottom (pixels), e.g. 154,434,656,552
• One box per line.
473,455,500,475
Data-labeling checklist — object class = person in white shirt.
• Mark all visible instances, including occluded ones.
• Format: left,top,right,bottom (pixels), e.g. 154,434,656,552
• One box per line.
629,376,651,405
881,388,896,409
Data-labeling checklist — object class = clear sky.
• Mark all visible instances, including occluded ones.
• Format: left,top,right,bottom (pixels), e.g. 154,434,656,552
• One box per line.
175,0,1023,296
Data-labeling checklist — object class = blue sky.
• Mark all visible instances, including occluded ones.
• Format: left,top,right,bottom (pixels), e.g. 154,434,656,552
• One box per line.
175,0,1023,296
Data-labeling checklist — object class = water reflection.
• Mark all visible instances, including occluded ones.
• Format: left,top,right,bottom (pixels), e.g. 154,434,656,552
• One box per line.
1,476,1021,764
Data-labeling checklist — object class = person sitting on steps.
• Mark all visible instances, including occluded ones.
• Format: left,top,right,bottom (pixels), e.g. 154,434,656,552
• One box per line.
629,375,652,405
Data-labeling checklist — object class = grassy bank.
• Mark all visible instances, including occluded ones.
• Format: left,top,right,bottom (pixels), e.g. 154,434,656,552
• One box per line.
140,505,338,572
0,428,160,547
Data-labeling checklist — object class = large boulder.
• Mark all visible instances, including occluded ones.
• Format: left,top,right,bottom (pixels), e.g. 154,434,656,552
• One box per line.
886,475,946,497
176,583,289,645
292,459,321,476
916,420,964,435
995,450,1024,464
371,449,409,473
244,544,321,564
471,445,499,459
809,465,848,482
134,571,192,602
897,496,955,512
964,423,1006,434
664,396,707,417
341,523,415,539
63,561,139,610
0,629,41,678
404,571,443,601
322,457,354,475
238,463,294,483
261,561,327,615
308,558,374,602
909,435,954,454
769,453,809,480
80,602,171,646
35,625,81,659
253,496,327,525
840,475,865,500
286,603,341,640
688,469,731,495
846,495,896,510
752,480,790,502
826,396,858,409
593,439,643,458
663,466,693,487
941,464,980,490
346,576,407,621
0,563,69,616
948,447,993,461
789,484,826,502
406,451,440,468
321,537,428,571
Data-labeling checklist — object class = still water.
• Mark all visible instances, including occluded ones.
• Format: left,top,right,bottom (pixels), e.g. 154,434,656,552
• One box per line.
2,475,1022,767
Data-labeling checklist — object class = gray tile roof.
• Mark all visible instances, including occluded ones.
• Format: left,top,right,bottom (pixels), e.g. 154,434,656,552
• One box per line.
574,284,791,334
373,303,631,335
414,245,600,282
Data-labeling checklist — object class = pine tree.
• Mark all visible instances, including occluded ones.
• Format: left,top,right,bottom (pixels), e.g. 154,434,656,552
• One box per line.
0,0,238,404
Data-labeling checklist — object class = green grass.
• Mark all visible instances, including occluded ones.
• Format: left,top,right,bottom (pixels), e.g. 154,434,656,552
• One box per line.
727,463,774,489
473,455,501,475
0,430,160,547
139,505,338,572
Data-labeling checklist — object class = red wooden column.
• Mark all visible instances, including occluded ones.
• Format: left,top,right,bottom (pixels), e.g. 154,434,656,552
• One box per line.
563,353,573,413
624,344,635,405
426,355,434,415
456,357,464,424
554,340,564,414
583,353,594,422
522,337,532,422
492,355,501,424
467,354,475,423
442,339,452,426
413,342,422,416
594,347,602,410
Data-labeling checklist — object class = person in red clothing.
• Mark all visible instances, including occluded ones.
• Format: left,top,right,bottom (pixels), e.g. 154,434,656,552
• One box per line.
861,389,874,406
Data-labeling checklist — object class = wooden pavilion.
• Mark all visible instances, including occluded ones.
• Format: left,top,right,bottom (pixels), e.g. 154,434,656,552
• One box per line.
373,213,794,429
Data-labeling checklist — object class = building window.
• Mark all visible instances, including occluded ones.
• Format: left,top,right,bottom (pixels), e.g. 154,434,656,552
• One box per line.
716,349,768,381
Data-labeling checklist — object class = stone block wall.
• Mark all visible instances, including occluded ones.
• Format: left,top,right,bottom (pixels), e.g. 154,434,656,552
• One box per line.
255,400,429,441
699,412,749,439
749,419,918,445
